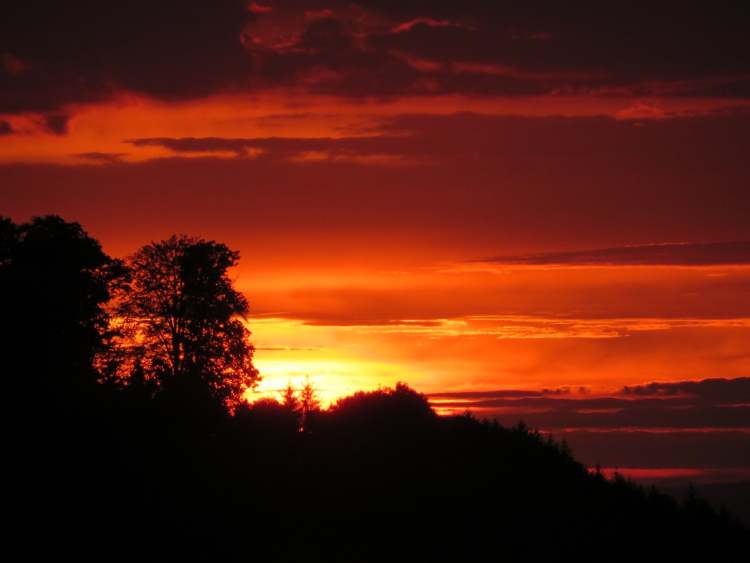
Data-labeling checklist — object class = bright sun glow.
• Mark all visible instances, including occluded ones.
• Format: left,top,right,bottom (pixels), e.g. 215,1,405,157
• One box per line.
244,316,422,406
248,358,393,407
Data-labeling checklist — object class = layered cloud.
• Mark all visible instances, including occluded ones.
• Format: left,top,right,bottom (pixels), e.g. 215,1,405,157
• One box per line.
480,242,750,267
429,377,750,430
623,377,750,401
1,1,749,116
125,134,420,165
0,0,255,113
57,110,750,167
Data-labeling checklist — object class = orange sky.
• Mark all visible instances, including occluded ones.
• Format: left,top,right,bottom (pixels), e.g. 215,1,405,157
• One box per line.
2,2,749,462
2,92,750,404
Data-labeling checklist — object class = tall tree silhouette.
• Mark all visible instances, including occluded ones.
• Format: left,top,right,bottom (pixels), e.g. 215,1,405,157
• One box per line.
281,381,301,413
299,376,321,431
115,235,259,409
0,215,122,401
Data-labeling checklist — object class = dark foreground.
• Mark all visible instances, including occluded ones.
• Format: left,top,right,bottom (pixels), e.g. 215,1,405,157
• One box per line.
10,383,748,562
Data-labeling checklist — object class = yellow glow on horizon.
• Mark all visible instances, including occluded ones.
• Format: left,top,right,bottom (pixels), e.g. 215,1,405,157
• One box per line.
246,317,417,406
248,357,402,407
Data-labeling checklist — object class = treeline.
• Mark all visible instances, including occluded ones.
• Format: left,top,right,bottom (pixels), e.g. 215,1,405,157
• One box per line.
1,216,747,561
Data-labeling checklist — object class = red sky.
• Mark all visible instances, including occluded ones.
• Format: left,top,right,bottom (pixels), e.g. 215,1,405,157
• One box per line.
2,0,749,480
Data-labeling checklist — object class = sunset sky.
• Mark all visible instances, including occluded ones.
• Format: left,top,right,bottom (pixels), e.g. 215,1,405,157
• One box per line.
2,1,749,482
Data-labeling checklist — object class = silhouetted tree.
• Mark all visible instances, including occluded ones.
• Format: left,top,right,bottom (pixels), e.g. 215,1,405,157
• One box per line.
2,216,128,560
280,381,298,409
0,215,122,400
299,376,321,431
0,216,15,267
280,381,302,428
329,382,435,430
114,235,259,409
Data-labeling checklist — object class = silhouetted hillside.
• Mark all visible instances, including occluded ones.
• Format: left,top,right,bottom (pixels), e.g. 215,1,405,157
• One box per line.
662,480,750,528
9,382,747,562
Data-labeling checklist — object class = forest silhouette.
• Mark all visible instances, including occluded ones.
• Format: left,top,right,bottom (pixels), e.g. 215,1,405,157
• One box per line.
2,215,747,561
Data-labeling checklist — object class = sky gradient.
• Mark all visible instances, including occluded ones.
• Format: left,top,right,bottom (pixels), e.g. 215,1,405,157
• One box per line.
2,1,749,485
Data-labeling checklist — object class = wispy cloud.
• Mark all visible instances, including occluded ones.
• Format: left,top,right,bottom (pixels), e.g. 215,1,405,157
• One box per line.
74,152,126,164
478,242,750,267
622,377,750,402
280,314,750,340
125,135,424,166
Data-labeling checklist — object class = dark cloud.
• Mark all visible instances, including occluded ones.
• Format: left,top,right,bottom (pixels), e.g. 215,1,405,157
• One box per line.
1,1,749,113
481,242,750,267
126,112,750,172
301,319,446,327
245,1,750,98
298,16,355,51
125,135,411,160
75,152,126,164
363,1,750,77
0,0,255,113
430,388,575,400
623,377,750,402
434,396,680,410
43,114,70,136
0,120,12,135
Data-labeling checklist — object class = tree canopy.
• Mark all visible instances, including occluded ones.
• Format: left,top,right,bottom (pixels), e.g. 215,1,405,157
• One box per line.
114,235,259,408
0,215,121,398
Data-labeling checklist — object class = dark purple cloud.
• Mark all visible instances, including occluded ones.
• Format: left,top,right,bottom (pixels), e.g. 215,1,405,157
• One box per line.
481,242,750,267
125,135,411,160
125,112,750,171
242,2,750,98
0,0,255,113
623,377,750,402
74,152,126,164
365,1,750,85
430,388,574,400
43,114,70,136
1,1,749,113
